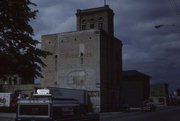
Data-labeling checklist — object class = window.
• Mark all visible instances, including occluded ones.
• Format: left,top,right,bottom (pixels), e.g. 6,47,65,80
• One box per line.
53,106,79,117
98,23,103,29
13,77,17,85
80,52,84,57
19,105,49,116
55,55,58,59
90,18,94,21
99,17,103,20
90,24,94,29
2,77,6,84
82,25,86,30
9,77,12,85
82,19,86,23
79,44,85,64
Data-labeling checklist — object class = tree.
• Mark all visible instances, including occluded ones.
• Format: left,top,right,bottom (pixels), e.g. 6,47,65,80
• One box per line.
0,0,51,83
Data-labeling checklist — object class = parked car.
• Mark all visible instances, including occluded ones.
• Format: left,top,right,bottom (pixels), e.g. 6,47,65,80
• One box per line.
141,103,156,112
120,104,130,111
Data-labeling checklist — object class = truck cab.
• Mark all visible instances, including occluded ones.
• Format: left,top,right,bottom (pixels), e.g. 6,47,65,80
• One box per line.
16,98,52,121
16,88,82,121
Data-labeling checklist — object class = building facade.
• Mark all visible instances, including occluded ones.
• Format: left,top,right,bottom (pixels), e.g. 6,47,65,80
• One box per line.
42,5,122,112
121,70,150,107
76,5,114,36
150,83,169,105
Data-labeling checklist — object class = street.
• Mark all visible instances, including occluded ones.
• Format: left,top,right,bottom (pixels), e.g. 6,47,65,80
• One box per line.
101,106,180,121
1,106,180,121
0,112,99,121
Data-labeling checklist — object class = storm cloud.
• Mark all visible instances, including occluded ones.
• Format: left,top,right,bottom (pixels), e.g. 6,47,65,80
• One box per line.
31,0,180,91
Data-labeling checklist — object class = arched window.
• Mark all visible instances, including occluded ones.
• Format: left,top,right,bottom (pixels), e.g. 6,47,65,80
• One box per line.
82,19,86,23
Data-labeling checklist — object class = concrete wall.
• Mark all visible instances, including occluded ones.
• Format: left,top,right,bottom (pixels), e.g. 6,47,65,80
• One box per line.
42,29,101,112
41,34,58,87
41,29,122,112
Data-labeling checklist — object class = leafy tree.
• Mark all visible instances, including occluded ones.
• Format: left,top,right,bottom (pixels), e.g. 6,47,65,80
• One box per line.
0,0,51,83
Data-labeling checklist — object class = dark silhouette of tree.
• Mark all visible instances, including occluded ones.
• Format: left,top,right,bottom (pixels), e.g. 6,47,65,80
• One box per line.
0,0,51,83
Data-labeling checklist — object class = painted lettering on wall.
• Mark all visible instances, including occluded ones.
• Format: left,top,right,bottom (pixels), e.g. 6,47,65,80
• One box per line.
88,91,100,97
64,71,87,89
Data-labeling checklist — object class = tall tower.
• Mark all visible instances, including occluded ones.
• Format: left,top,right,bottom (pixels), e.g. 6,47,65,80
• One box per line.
42,5,122,112
76,5,114,36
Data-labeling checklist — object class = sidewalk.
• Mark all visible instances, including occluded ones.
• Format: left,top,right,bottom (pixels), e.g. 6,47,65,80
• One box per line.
100,106,176,117
0,112,16,120
156,105,178,111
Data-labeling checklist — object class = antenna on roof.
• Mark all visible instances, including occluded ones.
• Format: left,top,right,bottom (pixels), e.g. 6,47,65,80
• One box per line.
104,0,107,6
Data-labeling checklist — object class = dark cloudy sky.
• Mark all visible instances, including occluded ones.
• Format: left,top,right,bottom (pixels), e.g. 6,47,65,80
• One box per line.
31,0,180,92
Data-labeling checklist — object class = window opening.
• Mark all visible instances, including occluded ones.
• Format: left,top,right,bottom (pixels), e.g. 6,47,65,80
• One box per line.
79,44,85,64
90,18,94,21
82,25,86,30
9,77,12,85
98,23,103,29
82,19,86,23
90,24,94,29
99,17,103,20
13,77,17,85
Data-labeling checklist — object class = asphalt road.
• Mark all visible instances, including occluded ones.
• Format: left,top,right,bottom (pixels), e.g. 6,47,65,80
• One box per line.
0,112,99,121
1,106,180,121
101,106,180,121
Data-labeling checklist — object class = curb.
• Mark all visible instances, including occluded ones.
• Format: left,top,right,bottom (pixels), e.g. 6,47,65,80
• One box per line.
0,117,16,120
